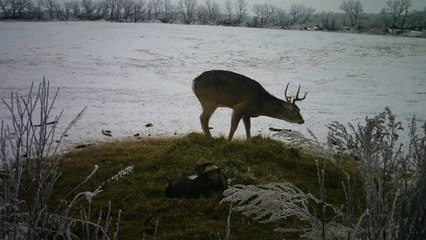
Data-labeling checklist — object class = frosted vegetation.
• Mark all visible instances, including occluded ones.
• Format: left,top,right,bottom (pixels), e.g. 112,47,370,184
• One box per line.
222,108,426,239
0,81,131,239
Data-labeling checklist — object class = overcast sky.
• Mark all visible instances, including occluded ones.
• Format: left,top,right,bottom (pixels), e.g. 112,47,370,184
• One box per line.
240,0,426,13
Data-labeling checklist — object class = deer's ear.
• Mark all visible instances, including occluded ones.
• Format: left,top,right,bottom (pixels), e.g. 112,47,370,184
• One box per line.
284,102,293,110
286,103,300,112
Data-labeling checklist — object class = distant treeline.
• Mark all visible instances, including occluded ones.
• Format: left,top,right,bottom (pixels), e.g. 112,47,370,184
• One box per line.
0,0,425,34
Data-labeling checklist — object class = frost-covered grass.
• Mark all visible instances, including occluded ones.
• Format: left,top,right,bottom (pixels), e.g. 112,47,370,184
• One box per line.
51,133,360,239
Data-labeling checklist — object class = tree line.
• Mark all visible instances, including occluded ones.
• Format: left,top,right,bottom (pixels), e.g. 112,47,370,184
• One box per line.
0,0,425,32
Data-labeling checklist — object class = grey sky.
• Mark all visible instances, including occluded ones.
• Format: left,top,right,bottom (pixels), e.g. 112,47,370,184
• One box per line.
241,0,426,13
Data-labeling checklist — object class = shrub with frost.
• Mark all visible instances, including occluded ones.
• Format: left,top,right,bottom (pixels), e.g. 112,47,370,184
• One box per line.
222,107,426,240
222,182,353,239
0,79,132,240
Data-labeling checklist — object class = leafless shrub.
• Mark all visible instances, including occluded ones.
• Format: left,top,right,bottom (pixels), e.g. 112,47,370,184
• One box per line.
327,107,425,239
396,119,426,240
221,181,351,239
52,165,133,240
222,107,426,240
0,79,131,240
274,128,334,161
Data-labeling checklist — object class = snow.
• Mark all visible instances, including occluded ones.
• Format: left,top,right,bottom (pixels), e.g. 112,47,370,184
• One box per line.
0,22,425,151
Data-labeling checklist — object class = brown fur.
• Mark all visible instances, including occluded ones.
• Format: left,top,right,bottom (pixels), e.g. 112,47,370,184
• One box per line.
193,70,306,140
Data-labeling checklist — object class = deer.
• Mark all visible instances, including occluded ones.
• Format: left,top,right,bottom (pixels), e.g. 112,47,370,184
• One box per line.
192,70,307,141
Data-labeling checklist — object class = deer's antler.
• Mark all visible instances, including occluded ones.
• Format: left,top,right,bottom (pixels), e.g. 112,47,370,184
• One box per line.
293,85,307,104
284,83,307,104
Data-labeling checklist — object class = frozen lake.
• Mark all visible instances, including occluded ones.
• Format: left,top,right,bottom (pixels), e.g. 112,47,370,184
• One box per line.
0,22,425,149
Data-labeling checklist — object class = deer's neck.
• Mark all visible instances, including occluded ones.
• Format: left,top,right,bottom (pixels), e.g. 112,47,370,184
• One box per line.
257,95,286,117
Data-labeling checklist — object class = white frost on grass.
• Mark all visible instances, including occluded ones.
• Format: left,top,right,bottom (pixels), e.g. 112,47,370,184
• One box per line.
0,22,425,150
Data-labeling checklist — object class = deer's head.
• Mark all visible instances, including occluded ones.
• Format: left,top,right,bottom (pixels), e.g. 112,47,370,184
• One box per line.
280,83,307,124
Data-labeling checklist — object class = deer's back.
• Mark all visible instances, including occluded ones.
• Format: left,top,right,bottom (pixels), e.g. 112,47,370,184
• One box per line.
193,70,270,107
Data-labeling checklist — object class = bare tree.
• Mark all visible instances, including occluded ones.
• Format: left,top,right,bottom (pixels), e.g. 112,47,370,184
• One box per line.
340,0,363,28
234,0,245,23
132,0,146,22
196,4,207,23
251,3,275,27
81,0,96,18
383,0,412,28
318,11,337,30
287,3,315,26
29,1,44,19
115,0,125,20
260,3,275,26
7,0,16,17
11,0,29,17
105,0,114,20
70,0,80,17
96,0,110,19
63,1,74,19
53,0,65,19
275,8,287,28
178,0,196,23
300,6,315,24
223,0,232,22
289,3,303,25
40,0,56,18
405,7,426,29
146,0,152,19
149,0,161,19
252,3,262,26
205,0,219,23
122,0,134,21
0,0,11,17
163,0,176,21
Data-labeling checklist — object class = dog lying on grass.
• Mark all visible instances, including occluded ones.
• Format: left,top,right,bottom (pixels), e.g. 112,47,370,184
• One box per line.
165,163,228,198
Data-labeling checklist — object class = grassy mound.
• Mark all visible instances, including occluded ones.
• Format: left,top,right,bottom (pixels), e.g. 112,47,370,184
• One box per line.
52,133,358,239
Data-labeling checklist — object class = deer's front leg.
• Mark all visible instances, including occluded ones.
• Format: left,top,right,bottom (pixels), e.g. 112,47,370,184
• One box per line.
242,116,251,139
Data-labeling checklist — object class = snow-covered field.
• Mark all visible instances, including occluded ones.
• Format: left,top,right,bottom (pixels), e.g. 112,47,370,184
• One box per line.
1,22,425,150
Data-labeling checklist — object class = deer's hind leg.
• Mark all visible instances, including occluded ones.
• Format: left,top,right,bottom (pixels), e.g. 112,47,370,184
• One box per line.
228,109,245,141
199,101,217,137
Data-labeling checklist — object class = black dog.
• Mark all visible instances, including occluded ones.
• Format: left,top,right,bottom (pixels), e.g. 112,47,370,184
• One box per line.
165,163,228,198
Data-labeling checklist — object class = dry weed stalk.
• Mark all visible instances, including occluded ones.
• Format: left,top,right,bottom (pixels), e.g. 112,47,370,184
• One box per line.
1,79,131,240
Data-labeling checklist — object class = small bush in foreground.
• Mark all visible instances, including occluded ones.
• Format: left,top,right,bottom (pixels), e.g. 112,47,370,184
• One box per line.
222,107,425,240
0,80,129,240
